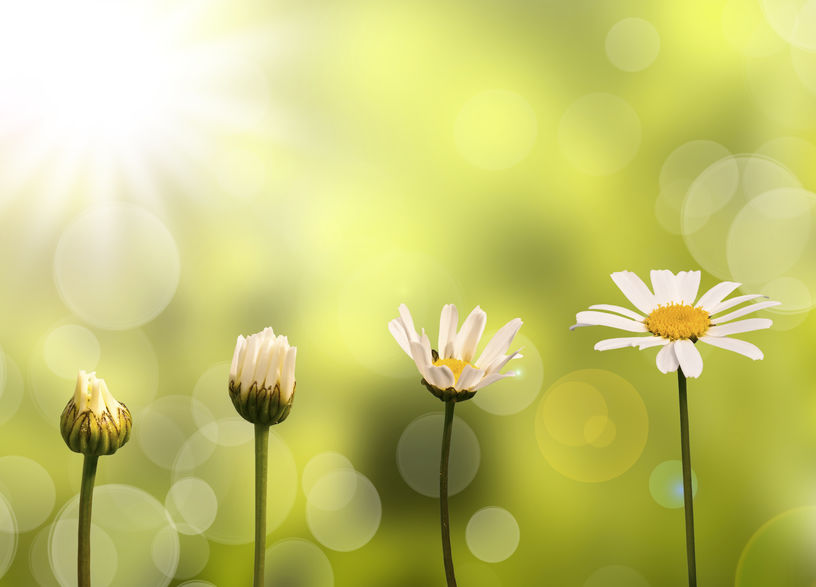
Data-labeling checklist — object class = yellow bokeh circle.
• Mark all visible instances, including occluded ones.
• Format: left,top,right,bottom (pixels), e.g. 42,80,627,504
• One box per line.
535,369,648,483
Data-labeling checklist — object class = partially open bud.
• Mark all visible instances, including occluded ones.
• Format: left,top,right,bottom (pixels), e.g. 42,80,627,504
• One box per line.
229,327,296,426
61,371,132,456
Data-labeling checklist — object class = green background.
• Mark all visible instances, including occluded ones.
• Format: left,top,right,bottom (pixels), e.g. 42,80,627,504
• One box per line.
1,0,815,585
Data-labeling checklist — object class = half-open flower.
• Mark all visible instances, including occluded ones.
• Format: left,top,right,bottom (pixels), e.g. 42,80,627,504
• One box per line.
571,270,780,378
389,304,523,402
229,327,297,426
60,370,132,456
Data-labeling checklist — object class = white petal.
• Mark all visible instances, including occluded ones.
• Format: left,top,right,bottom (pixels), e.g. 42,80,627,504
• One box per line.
674,339,703,378
388,319,413,357
280,347,297,401
486,350,521,376
611,271,657,314
409,340,433,379
574,311,648,333
428,364,456,389
454,365,485,391
471,372,512,391
650,270,678,305
656,342,679,373
588,304,645,321
253,337,276,385
475,318,523,369
230,335,246,381
712,300,781,324
705,318,773,336
264,343,283,388
676,271,701,305
398,304,419,341
594,336,668,351
240,336,261,390
699,336,763,360
453,306,487,362
437,304,459,360
695,281,741,311
709,294,767,316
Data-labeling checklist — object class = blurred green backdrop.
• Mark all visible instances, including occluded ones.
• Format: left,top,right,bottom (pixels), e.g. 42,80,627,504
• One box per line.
1,0,815,585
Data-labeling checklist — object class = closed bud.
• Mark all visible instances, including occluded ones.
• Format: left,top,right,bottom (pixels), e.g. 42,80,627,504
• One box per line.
229,327,297,426
61,371,132,456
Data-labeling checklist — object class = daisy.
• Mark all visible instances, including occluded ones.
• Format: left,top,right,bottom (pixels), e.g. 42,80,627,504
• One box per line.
389,303,523,587
389,303,523,401
572,270,780,378
572,270,779,587
228,326,297,587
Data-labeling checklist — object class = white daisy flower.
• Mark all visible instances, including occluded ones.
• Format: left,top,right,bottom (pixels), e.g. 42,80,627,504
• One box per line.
229,327,297,425
389,303,523,401
571,270,780,378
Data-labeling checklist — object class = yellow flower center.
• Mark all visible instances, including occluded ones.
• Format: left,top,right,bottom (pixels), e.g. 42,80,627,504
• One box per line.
645,303,710,341
433,358,471,382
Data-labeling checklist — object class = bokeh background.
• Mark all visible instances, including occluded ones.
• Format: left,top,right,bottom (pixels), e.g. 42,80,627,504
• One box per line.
0,0,815,585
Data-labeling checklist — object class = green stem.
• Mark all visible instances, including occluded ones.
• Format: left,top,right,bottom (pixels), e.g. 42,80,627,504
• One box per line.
254,424,269,587
78,454,98,587
440,399,457,587
677,369,697,587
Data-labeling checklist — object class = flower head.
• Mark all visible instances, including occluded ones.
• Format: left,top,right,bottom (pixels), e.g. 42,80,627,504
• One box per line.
389,304,523,402
60,371,132,456
229,327,296,426
572,270,780,378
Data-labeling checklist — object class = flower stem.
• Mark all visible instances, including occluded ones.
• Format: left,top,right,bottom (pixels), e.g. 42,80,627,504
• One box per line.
78,454,98,587
440,399,457,587
677,369,697,586
254,423,269,587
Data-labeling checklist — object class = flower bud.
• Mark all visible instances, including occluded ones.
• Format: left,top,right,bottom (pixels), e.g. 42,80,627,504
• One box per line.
229,327,297,426
61,371,132,456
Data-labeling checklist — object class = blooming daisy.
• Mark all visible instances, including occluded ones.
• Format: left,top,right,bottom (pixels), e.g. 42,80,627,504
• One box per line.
389,303,523,401
572,270,780,378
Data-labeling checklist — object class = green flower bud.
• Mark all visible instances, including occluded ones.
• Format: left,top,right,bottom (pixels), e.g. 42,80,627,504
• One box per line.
229,327,297,426
60,371,132,456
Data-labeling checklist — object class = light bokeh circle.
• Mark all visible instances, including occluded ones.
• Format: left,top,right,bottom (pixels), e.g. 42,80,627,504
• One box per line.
682,154,800,280
655,140,732,235
605,18,660,72
584,565,650,586
50,520,118,586
177,582,217,587
264,538,334,587
454,89,538,170
29,524,59,587
43,324,100,378
397,413,480,497
736,506,816,585
535,369,648,482
172,418,297,545
465,507,520,563
49,484,179,586
722,0,786,58
648,460,699,509
302,452,355,498
137,395,216,470
473,333,544,416
725,187,814,287
0,493,16,580
165,477,218,535
558,93,641,175
0,456,55,532
306,470,382,552
53,203,180,330
173,533,210,580
760,0,816,50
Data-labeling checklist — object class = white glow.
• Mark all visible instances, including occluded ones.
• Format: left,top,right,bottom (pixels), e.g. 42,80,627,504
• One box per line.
0,0,279,208
0,1,171,146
